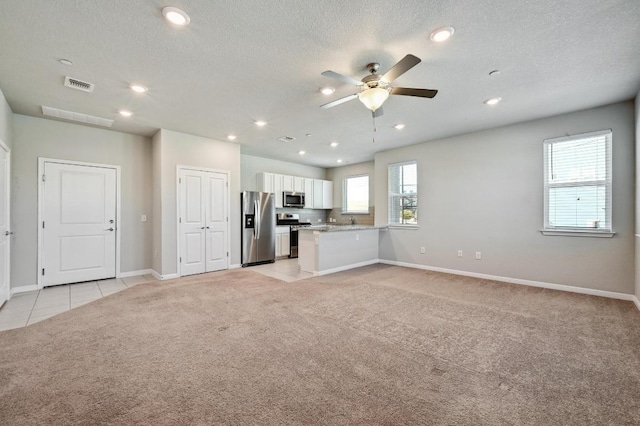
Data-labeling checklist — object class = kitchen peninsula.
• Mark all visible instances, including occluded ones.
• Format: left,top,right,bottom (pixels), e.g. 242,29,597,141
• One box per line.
298,225,381,276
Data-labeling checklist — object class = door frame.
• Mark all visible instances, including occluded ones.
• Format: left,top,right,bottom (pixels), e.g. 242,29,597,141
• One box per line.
37,158,121,289
0,138,10,303
176,165,230,278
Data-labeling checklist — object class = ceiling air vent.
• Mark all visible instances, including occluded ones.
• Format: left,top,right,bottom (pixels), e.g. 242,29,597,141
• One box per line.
42,106,114,127
277,136,296,142
64,76,95,93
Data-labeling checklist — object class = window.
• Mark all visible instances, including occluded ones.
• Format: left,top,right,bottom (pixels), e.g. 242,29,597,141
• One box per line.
388,161,418,225
543,129,612,235
343,175,369,213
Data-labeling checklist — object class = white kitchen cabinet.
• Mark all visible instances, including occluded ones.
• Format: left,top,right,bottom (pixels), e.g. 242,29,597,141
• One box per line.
258,172,333,210
282,175,294,192
313,179,323,209
275,226,290,257
322,180,333,209
304,178,314,208
257,172,275,193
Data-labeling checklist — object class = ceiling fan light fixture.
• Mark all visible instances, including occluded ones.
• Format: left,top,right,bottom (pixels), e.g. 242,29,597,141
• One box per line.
162,7,190,26
430,26,455,42
358,87,390,112
321,87,335,95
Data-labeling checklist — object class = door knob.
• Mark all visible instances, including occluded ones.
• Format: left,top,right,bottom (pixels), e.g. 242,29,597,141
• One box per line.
109,219,114,224
200,226,205,229
105,228,114,231
5,231,13,236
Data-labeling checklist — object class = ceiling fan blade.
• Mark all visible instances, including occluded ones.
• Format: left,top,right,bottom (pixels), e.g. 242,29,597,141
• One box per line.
391,87,438,98
321,70,364,86
381,54,421,83
372,107,384,118
320,94,358,109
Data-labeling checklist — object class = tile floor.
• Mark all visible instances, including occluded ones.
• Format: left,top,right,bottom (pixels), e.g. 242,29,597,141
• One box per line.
0,274,158,331
0,260,311,332
249,258,314,282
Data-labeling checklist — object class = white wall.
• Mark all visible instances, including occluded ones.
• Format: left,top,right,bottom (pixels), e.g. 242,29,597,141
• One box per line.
155,129,241,275
375,101,635,294
11,115,153,287
326,161,375,209
241,154,326,191
0,88,12,149
635,90,640,301
151,131,162,274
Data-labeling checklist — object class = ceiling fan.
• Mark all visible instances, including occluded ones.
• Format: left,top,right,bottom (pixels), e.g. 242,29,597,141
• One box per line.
320,54,438,117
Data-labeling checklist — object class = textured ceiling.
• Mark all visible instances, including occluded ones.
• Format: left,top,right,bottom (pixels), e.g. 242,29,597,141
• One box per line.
1,0,639,168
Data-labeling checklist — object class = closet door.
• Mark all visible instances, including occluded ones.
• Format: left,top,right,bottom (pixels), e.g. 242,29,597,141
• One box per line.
179,170,206,276
179,169,229,277
204,172,228,272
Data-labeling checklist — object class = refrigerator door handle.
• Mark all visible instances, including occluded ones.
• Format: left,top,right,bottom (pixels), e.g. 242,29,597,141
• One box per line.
254,199,260,239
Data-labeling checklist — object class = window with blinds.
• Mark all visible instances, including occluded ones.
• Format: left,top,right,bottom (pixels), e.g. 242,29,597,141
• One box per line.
543,129,612,232
343,175,369,213
388,161,418,225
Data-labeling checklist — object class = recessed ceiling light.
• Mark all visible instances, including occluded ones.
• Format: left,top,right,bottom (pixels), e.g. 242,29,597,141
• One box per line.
484,97,502,106
254,120,267,127
393,123,405,130
162,7,190,26
337,159,343,163
227,134,237,141
330,142,339,147
430,26,455,42
298,150,306,155
321,87,335,95
59,59,73,66
119,110,133,117
130,84,148,93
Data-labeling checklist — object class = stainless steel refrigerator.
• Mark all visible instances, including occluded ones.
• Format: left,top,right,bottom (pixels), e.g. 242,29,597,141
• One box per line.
241,191,276,266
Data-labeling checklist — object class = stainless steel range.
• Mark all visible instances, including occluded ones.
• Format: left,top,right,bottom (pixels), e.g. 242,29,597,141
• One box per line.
276,213,311,258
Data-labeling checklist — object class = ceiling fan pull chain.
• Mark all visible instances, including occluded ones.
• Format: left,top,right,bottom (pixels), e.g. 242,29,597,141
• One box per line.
372,113,376,143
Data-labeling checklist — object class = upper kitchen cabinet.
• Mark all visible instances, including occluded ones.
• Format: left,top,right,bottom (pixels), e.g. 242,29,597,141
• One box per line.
282,175,294,192
322,180,333,209
258,172,332,209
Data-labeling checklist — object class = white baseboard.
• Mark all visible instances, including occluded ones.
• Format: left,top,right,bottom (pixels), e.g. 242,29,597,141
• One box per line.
312,259,380,277
11,285,39,296
379,259,638,304
150,271,179,281
633,296,640,312
229,264,242,270
119,269,152,278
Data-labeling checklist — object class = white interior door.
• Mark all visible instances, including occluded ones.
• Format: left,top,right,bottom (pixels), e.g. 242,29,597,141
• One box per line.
0,146,10,306
179,170,206,276
42,162,117,286
179,168,229,277
205,172,228,272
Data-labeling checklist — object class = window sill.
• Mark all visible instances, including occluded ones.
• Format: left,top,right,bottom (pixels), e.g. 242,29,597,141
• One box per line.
388,225,419,230
540,229,615,238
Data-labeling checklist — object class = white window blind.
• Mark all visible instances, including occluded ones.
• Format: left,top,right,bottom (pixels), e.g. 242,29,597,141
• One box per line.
343,175,369,213
543,129,612,232
388,161,417,225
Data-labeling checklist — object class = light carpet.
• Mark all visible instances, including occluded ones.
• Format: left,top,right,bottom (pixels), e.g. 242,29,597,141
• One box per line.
1,264,639,425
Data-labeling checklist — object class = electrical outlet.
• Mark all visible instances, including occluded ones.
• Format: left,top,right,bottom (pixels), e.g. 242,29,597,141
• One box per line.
475,251,482,260
141,214,147,222
420,247,426,254
457,250,462,257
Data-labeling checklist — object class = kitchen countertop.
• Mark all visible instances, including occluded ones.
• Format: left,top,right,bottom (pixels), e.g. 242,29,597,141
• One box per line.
300,224,384,232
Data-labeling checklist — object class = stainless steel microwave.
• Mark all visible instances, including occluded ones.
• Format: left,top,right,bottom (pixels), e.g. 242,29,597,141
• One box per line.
283,191,305,208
